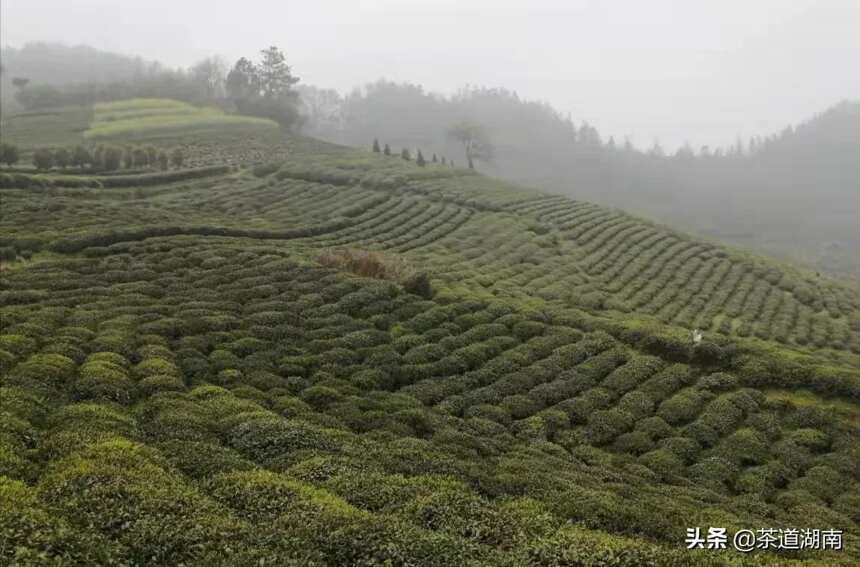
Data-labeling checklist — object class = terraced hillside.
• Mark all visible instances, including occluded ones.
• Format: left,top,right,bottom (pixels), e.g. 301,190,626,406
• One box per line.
1,101,859,565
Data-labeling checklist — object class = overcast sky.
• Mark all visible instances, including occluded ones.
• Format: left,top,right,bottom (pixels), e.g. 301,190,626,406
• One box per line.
3,0,859,150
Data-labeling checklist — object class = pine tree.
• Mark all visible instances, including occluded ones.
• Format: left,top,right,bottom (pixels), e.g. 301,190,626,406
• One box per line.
0,143,19,166
145,145,158,166
383,144,391,156
401,148,411,161
133,147,149,167
432,153,438,163
157,151,170,170
71,145,91,169
92,145,105,170
416,150,426,167
103,146,122,171
372,139,381,153
33,148,54,170
170,148,185,168
441,157,446,165
54,147,70,169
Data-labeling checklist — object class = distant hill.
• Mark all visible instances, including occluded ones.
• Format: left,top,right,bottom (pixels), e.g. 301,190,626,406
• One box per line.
0,42,159,113
302,84,860,279
4,44,856,276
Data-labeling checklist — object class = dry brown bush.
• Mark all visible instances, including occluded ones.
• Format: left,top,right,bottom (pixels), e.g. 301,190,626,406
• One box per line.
317,249,432,298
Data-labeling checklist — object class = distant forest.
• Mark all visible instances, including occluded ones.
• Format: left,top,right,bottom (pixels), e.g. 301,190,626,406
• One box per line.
2,42,858,277
299,82,860,279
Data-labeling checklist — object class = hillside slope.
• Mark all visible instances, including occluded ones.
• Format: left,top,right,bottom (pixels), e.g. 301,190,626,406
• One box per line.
1,101,858,565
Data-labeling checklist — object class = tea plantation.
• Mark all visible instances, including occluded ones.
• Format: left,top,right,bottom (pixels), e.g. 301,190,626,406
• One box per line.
0,100,858,565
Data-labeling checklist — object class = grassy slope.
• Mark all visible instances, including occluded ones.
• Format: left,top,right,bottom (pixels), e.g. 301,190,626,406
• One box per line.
83,98,279,140
0,100,858,565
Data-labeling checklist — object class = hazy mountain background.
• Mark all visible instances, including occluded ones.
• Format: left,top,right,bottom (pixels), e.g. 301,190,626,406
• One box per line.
1,41,858,279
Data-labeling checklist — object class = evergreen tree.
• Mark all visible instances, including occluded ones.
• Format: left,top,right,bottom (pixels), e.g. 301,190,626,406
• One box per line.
157,151,170,170
0,143,19,166
170,148,185,168
401,148,411,161
92,145,105,170
372,139,381,153
124,146,135,169
103,146,122,171
71,145,91,169
227,47,301,128
416,150,426,167
145,145,158,166
383,144,391,156
258,46,300,98
432,153,438,163
33,148,54,170
226,57,259,101
133,147,149,167
441,156,446,165
54,147,70,169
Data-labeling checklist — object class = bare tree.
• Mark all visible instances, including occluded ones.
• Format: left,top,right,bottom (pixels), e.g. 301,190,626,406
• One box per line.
297,85,343,137
190,57,227,102
447,121,493,169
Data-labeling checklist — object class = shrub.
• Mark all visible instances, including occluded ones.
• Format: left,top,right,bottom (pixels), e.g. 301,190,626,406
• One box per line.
634,416,674,440
612,431,655,455
207,469,355,523
301,385,344,409
138,374,186,395
714,428,769,466
37,439,245,564
501,395,540,420
657,436,701,463
157,440,256,479
400,484,508,544
318,249,433,297
656,388,710,425
0,477,122,564
402,271,433,298
638,448,684,481
226,416,341,464
616,391,654,420
74,360,135,403
789,465,846,503
133,357,180,380
8,353,77,389
688,456,739,492
642,334,690,361
525,524,697,567
584,409,634,445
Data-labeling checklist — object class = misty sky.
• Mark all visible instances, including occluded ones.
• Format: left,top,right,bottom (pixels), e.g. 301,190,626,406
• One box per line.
3,0,859,150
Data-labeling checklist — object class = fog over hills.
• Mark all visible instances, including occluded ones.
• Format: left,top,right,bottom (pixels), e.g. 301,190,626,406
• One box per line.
3,0,860,150
5,40,857,278
1,5,859,563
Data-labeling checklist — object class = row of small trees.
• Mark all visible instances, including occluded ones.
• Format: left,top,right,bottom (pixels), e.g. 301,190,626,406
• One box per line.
371,139,452,168
26,144,186,172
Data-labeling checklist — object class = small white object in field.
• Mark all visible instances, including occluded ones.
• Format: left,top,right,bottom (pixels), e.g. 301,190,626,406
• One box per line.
692,329,703,345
